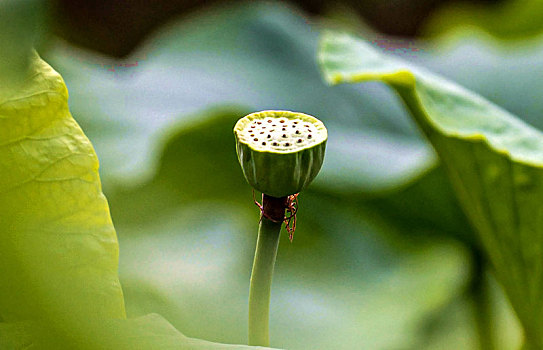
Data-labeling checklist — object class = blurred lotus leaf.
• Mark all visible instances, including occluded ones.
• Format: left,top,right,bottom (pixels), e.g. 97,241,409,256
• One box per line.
320,30,543,348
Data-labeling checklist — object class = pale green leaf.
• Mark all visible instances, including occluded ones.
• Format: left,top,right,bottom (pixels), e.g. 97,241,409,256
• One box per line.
319,31,543,346
0,314,276,350
0,53,125,325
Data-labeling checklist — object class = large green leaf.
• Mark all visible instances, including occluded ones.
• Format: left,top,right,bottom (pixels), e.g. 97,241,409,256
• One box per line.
0,314,274,349
319,30,543,347
0,53,125,325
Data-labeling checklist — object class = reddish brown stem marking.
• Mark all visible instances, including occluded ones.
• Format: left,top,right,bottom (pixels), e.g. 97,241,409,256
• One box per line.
253,192,299,241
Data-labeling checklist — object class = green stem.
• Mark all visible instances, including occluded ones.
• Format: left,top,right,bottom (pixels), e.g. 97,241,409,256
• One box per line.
470,250,495,350
248,195,286,347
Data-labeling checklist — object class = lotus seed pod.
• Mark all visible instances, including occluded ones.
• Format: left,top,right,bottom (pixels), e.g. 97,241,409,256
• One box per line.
234,110,327,198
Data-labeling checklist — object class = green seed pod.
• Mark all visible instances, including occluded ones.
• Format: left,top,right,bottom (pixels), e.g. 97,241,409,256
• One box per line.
234,110,327,198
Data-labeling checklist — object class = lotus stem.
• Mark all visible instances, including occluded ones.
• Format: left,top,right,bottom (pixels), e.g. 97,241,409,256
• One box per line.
248,195,286,346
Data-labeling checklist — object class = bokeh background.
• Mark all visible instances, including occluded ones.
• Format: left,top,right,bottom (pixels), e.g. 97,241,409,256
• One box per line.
9,0,543,348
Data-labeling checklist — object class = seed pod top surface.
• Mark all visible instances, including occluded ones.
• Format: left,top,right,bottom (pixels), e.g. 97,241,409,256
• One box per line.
234,110,327,153
234,110,327,197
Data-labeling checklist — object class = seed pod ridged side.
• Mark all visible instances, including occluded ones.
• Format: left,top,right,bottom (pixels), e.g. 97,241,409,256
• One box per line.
234,110,327,197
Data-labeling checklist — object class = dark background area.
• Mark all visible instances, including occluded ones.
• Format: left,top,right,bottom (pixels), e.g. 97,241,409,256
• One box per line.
53,0,503,57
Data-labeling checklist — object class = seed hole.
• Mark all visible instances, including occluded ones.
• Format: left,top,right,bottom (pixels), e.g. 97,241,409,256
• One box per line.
282,128,286,131
295,130,300,134
282,134,287,138
254,138,258,141
308,134,312,139
294,121,299,124
285,143,290,146
262,142,266,145
297,139,303,143
272,124,277,127
260,131,264,134
267,134,271,138
273,142,278,146
251,134,255,137
251,125,255,128
292,125,296,128
280,120,285,123
257,122,262,125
